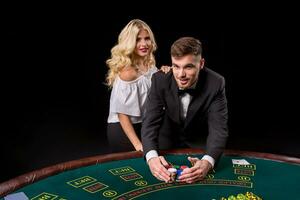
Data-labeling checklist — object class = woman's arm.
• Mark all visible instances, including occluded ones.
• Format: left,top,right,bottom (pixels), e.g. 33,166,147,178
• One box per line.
118,113,143,151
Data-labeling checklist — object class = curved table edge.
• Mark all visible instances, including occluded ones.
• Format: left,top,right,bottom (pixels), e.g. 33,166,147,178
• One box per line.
1,149,299,197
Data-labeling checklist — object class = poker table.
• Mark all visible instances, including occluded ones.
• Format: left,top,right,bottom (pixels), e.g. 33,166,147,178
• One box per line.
1,149,300,199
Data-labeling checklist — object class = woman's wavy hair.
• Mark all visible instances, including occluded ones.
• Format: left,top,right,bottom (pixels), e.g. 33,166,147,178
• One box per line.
105,19,157,87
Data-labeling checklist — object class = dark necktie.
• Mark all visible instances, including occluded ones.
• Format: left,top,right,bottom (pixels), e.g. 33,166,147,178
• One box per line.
178,88,195,96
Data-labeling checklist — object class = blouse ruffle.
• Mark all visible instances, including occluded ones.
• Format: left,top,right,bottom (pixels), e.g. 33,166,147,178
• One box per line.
107,66,157,123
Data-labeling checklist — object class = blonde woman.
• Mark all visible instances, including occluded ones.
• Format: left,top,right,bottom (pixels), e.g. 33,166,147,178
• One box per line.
106,19,164,152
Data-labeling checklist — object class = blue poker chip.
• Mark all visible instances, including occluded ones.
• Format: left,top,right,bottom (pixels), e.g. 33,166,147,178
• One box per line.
176,169,183,177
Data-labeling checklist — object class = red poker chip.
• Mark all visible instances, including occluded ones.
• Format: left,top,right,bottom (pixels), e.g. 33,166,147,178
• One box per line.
180,165,188,170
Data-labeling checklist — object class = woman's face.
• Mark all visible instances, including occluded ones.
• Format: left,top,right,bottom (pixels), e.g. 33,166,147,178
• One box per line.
134,29,152,57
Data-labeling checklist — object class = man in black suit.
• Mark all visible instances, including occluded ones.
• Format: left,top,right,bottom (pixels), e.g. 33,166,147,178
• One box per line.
141,37,228,183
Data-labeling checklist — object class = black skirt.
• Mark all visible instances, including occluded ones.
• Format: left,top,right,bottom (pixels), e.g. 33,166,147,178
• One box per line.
107,122,142,153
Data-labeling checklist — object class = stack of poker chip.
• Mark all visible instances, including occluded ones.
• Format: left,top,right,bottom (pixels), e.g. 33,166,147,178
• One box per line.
167,164,190,182
167,168,177,182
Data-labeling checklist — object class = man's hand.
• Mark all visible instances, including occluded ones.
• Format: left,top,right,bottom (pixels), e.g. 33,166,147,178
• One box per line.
178,157,212,183
187,156,199,167
148,156,171,182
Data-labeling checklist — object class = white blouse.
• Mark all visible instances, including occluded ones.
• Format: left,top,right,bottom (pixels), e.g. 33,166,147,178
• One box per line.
107,66,158,124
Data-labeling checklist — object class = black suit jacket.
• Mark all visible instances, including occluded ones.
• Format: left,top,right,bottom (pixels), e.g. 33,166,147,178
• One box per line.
141,67,228,162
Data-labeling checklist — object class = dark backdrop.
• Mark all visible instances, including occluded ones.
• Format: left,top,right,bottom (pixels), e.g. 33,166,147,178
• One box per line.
2,6,300,183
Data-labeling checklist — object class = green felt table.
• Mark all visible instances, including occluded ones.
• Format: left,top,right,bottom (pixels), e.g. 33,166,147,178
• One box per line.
1,149,299,199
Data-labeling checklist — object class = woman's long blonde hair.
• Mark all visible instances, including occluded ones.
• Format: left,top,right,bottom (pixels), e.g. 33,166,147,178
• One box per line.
106,19,157,87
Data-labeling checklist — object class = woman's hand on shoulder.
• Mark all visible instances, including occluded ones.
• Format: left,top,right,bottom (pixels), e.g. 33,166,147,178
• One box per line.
160,65,172,74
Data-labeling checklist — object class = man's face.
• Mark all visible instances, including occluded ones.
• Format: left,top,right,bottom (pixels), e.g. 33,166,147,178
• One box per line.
172,54,204,89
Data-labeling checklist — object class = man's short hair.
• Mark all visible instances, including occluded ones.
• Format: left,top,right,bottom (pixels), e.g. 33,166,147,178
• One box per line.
171,37,202,57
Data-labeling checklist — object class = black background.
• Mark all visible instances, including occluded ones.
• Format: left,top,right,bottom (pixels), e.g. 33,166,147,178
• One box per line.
2,5,300,183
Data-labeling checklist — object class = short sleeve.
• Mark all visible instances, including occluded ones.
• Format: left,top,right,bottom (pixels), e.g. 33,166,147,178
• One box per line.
109,77,143,117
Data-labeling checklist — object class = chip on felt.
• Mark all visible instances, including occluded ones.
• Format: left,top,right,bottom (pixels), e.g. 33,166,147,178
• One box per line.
4,192,29,200
167,168,177,182
176,169,183,177
180,165,188,170
173,165,180,169
167,168,177,173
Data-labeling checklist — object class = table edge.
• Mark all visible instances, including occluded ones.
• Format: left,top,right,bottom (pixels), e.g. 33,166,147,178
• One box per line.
1,149,299,197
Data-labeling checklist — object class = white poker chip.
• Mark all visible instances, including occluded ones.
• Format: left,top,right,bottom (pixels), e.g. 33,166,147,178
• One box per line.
167,168,177,173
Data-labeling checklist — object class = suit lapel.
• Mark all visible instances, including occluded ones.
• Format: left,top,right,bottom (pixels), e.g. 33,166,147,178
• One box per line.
165,77,181,124
184,70,207,129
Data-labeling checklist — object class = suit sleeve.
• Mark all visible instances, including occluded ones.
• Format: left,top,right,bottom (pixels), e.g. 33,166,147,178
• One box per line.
141,73,165,156
206,77,229,162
